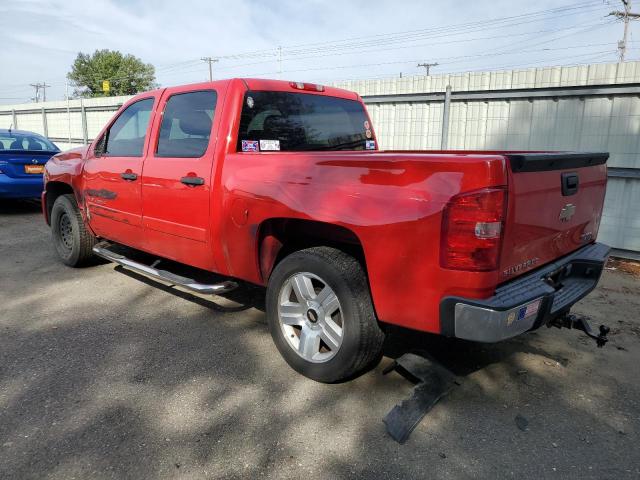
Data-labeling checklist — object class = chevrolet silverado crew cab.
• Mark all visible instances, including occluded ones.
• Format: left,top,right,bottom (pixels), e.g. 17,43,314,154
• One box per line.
43,78,610,382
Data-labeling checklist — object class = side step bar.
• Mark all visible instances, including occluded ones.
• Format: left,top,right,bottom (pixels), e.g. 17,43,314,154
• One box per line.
92,243,238,295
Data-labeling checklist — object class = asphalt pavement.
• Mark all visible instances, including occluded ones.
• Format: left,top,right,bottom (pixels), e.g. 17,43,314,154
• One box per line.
1,199,639,479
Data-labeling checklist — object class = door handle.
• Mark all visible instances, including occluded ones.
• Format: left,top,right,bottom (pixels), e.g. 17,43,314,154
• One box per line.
180,176,205,186
120,172,138,181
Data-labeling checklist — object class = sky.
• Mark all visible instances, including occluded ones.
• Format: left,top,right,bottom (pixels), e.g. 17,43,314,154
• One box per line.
0,0,630,104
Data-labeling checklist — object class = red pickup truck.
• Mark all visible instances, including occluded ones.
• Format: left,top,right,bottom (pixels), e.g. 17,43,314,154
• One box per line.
43,78,610,382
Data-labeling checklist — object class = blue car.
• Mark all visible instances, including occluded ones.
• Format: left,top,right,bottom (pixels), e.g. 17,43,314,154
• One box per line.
0,129,60,199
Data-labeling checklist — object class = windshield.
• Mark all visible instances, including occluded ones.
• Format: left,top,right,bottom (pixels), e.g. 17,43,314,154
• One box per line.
0,133,59,152
237,91,375,152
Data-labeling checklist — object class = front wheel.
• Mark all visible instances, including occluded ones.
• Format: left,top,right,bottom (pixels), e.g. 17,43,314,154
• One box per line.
266,247,385,383
51,194,96,267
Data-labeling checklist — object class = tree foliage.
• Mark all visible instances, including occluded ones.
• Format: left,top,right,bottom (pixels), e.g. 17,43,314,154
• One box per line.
68,49,156,97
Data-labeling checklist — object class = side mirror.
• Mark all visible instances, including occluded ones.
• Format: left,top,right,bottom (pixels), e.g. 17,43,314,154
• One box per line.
94,134,107,157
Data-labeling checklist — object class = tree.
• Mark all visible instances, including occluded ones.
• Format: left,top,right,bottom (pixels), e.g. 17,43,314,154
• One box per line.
68,49,156,97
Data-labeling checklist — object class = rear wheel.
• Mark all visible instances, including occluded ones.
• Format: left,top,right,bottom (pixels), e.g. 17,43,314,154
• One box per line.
51,194,95,267
266,247,385,383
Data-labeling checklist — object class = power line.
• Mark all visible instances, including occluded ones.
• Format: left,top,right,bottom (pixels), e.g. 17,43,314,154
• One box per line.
208,20,611,74
0,0,619,101
224,46,617,80
212,1,607,61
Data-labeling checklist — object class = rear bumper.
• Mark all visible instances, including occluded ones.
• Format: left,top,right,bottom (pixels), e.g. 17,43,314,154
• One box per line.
0,174,44,199
440,242,610,342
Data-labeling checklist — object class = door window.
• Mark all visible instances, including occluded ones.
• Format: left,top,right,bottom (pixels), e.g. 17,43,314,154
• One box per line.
104,98,154,157
156,91,218,158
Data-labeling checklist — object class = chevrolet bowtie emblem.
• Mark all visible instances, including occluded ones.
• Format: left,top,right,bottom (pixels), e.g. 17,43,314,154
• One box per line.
559,203,576,222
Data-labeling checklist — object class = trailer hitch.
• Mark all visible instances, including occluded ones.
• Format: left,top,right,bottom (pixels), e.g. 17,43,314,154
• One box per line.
549,314,610,347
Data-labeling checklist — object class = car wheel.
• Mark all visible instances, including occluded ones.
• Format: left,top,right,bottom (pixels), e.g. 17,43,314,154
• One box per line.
51,194,96,267
266,246,385,383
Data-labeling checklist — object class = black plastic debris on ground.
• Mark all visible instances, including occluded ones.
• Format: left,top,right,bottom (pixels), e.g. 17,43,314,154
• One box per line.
383,353,459,444
515,413,529,431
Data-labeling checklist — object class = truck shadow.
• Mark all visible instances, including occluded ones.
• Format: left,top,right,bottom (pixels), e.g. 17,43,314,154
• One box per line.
111,257,569,381
114,266,265,313
381,325,571,377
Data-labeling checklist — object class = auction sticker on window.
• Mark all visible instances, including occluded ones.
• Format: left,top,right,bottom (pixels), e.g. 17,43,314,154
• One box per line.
260,139,280,151
365,140,376,150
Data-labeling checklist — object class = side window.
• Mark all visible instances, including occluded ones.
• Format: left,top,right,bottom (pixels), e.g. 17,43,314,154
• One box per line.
156,90,217,158
105,98,154,157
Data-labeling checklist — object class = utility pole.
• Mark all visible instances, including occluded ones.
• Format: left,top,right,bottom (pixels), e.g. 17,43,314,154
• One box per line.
66,80,72,146
29,82,50,102
609,0,640,62
41,82,50,102
30,83,40,103
201,57,219,81
417,62,439,76
277,46,283,78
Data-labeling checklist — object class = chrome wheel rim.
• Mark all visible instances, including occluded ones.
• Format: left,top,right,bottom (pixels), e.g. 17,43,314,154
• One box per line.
278,272,344,363
59,213,73,250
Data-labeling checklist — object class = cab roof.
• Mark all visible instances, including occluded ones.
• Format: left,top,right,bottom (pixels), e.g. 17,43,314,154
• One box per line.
142,78,360,102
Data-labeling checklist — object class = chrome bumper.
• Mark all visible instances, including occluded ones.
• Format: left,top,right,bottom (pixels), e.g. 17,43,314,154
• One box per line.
440,243,610,343
453,298,543,342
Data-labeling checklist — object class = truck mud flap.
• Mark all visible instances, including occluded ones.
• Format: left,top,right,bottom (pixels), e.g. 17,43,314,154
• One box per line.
383,353,459,444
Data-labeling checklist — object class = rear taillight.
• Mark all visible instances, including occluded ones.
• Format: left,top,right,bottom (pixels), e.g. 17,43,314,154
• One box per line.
440,187,506,272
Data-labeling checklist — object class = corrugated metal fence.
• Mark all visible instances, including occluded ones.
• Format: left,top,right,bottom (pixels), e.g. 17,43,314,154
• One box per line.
0,62,638,254
336,62,640,255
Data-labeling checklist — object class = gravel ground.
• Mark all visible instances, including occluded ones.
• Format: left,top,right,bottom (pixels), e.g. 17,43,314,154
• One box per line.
1,199,639,480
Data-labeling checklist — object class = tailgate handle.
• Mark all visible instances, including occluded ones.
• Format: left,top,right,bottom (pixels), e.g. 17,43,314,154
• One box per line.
561,172,579,196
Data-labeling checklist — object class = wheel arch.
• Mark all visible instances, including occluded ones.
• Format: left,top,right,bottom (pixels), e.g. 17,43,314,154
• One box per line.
256,218,367,283
44,181,76,225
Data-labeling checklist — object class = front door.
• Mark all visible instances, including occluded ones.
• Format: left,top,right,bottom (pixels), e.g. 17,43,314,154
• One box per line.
83,96,157,248
141,87,220,270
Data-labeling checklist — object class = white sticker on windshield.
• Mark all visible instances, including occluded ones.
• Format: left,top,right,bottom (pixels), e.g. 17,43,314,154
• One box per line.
365,140,376,150
260,139,280,151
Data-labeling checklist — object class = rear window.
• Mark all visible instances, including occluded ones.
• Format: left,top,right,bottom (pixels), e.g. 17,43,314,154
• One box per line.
237,91,374,152
0,134,59,152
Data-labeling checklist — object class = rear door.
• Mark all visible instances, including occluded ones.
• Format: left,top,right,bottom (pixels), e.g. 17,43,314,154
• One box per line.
82,96,158,247
141,85,222,270
500,153,608,279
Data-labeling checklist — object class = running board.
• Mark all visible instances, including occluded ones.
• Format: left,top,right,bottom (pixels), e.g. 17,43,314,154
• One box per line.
92,243,238,295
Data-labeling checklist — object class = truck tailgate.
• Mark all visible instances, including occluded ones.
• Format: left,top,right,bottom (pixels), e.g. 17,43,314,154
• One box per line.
500,153,608,280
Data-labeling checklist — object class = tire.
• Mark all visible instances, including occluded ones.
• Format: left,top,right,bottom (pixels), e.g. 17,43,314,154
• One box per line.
266,247,385,383
51,194,96,267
